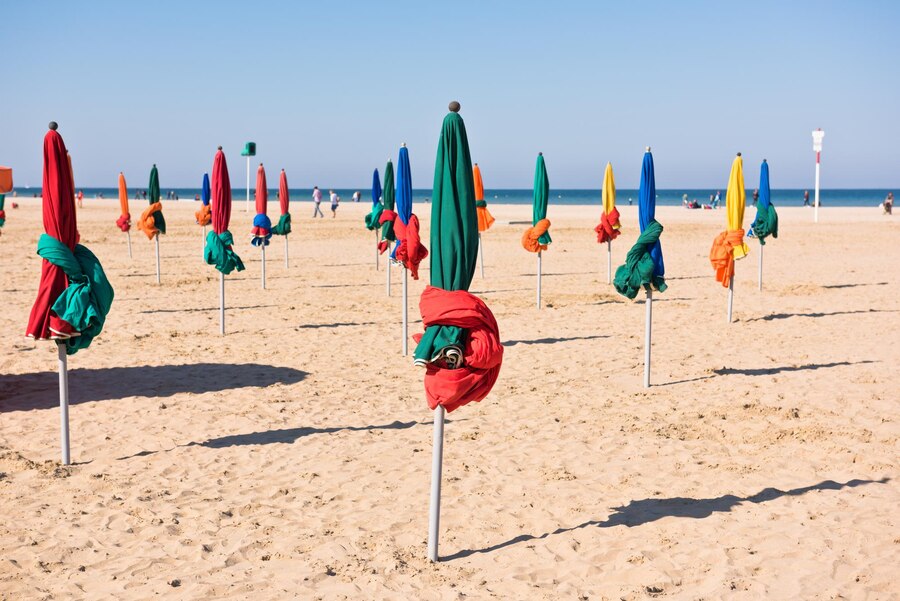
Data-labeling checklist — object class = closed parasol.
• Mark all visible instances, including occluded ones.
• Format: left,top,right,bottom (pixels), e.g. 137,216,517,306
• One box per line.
522,153,551,308
271,169,292,267
473,163,494,277
709,153,749,322
251,164,272,289
365,168,383,270
594,162,621,283
136,164,165,283
116,172,132,258
749,159,777,290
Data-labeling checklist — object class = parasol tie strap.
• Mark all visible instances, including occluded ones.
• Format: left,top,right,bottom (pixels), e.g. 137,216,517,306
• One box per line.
136,202,164,240
393,213,429,280
205,229,245,275
36,233,114,355
613,220,667,300
412,286,503,413
709,228,749,288
272,212,292,236
521,218,551,253
594,207,621,243
195,204,211,226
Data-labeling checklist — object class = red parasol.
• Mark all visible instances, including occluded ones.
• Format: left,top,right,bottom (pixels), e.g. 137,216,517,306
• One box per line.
278,169,289,216
212,149,232,235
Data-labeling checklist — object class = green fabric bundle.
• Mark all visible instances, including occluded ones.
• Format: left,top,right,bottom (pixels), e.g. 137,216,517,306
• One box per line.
364,204,383,230
272,213,292,236
751,204,778,245
37,234,114,355
0,194,5,227
204,230,245,275
614,220,668,299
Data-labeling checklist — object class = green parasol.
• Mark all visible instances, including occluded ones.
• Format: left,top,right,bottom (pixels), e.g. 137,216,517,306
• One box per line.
532,154,551,245
148,165,165,234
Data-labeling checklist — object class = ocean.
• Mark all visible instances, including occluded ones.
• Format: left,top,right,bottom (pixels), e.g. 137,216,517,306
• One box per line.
7,188,894,208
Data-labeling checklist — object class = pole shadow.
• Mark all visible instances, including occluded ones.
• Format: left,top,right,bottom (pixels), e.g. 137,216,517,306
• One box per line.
138,304,276,315
745,309,897,322
502,334,609,347
442,478,889,561
821,282,888,289
713,360,875,376
0,363,308,411
295,321,379,329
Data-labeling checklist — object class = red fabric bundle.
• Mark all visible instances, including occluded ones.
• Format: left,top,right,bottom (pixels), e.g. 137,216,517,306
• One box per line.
414,286,503,413
594,207,620,243
709,229,746,287
393,214,428,279
377,210,398,254
116,213,131,232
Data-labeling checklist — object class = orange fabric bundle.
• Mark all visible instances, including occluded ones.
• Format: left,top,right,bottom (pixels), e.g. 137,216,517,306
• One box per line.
594,207,621,243
477,205,495,232
414,286,503,413
195,203,211,226
709,229,747,287
522,218,551,252
136,202,163,240
394,214,428,279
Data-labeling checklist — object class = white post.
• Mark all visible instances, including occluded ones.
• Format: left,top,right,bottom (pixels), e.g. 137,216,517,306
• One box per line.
402,267,409,356
427,405,445,562
607,240,612,284
126,230,132,259
814,158,821,223
219,272,225,335
201,226,206,258
57,342,70,465
758,244,763,291
154,235,161,284
536,251,542,309
727,275,735,323
284,235,289,268
386,257,392,296
478,233,485,278
644,289,652,388
261,245,266,290
245,156,250,212
374,230,379,271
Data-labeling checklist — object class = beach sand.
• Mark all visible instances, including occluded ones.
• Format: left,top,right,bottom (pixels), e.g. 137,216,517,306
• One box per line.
1,198,898,600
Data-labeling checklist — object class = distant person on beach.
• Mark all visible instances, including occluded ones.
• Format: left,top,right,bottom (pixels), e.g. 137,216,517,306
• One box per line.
803,190,810,206
883,192,893,215
712,190,721,208
330,190,340,217
352,191,361,202
76,190,83,207
312,186,324,218
752,188,759,206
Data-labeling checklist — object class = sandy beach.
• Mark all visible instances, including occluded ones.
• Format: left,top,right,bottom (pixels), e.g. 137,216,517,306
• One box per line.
0,198,897,600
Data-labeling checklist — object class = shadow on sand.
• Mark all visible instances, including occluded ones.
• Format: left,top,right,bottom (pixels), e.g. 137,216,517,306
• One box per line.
713,360,875,377
502,334,608,347
443,478,890,561
745,309,897,322
0,363,308,411
138,304,276,315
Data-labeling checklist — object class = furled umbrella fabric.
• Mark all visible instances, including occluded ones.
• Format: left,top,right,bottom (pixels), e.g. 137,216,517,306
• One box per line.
250,164,272,247
413,109,503,413
0,165,12,194
0,194,6,232
136,165,165,239
595,162,621,242
195,173,212,226
26,126,114,354
272,169,291,235
377,161,397,254
709,155,750,287
364,168,383,230
473,163,495,232
204,149,244,274
522,154,551,252
750,160,778,244
392,145,428,278
116,172,131,232
614,150,667,298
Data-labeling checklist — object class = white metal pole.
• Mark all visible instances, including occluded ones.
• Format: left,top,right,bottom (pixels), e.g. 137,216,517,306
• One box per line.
402,267,409,355
607,240,612,284
386,257,392,296
427,405,445,562
536,251,542,309
245,156,250,212
261,245,266,290
219,272,225,335
126,231,132,259
374,230,379,271
57,342,70,465
201,226,206,258
284,235,289,268
478,233,485,278
758,244,763,291
644,289,652,389
727,274,735,323
155,235,161,284
814,155,821,223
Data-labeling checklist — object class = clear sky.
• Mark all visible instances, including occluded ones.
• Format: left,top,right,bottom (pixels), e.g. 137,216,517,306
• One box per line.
3,0,898,189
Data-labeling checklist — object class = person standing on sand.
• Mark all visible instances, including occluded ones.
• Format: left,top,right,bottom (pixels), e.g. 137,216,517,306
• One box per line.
330,190,340,218
312,186,324,218
752,188,759,206
352,191,361,202
883,192,893,215
76,190,84,208
803,190,810,206
713,190,721,208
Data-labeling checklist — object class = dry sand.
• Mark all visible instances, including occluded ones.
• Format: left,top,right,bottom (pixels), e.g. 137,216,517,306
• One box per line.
1,197,898,600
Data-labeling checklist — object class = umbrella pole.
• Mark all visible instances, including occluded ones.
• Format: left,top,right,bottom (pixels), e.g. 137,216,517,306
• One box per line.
758,244,763,291
245,156,250,212
126,230,132,259
727,274,735,323
644,289,652,388
387,257,391,297
155,235,161,284
428,405,445,562
479,233,485,278
285,235,289,269
261,245,266,290
607,240,612,284
374,230,379,271
536,251,542,309
402,267,408,355
219,272,225,335
202,226,206,258
57,341,71,465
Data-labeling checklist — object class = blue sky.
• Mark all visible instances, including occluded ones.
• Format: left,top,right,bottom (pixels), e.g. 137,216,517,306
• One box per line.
3,0,898,189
